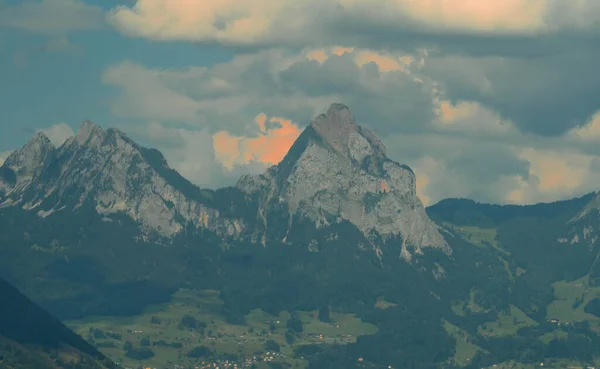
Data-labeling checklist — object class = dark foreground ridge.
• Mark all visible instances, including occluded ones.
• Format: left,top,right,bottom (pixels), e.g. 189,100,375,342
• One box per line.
0,277,118,369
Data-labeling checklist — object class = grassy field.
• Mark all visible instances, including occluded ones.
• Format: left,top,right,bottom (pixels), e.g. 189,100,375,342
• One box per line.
442,222,518,282
374,297,398,310
546,276,600,329
443,320,482,366
539,330,568,344
66,289,377,369
478,305,538,337
468,289,490,313
450,289,490,317
441,223,506,252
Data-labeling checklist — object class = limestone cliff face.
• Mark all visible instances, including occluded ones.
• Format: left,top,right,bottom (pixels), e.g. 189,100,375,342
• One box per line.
0,122,244,238
237,103,449,260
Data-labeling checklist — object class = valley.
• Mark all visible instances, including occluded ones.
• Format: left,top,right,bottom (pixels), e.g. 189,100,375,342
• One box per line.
66,289,378,369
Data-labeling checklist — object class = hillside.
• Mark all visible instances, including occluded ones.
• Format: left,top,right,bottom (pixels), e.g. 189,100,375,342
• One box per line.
0,277,118,369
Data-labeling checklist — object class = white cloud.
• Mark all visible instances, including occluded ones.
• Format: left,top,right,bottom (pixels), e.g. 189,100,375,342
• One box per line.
127,122,278,188
567,111,600,141
422,51,600,137
103,46,600,206
102,48,434,137
102,61,214,125
407,143,600,206
505,148,599,204
434,100,517,136
135,123,222,187
107,0,600,46
38,123,74,146
213,113,302,170
0,0,105,34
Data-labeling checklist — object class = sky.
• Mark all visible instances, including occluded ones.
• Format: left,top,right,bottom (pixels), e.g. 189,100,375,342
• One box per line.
2,0,600,206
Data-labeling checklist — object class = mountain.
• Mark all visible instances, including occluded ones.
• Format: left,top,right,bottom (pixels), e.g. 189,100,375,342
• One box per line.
0,276,117,369
3,103,600,368
237,103,449,260
427,194,600,316
0,104,446,261
0,121,244,238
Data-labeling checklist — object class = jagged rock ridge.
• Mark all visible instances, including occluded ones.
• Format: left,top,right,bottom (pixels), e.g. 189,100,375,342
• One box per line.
0,121,244,237
237,103,449,260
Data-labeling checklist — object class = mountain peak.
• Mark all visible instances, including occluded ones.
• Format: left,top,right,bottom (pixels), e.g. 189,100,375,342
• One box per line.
2,131,55,184
76,120,103,145
316,103,355,127
1,120,245,239
310,103,355,155
31,131,53,147
310,103,386,161
238,103,448,260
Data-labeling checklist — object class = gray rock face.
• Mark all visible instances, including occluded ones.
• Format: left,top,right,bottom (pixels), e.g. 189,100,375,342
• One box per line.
237,103,449,260
2,132,55,188
0,122,244,237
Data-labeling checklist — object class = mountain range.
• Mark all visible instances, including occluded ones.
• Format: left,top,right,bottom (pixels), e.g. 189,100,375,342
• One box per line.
2,103,600,368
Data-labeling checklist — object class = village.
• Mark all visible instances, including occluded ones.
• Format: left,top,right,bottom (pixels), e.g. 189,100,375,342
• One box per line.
105,319,365,369
120,350,290,369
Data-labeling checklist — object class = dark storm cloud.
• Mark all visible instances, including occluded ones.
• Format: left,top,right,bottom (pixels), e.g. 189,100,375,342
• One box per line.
279,54,435,134
424,48,600,136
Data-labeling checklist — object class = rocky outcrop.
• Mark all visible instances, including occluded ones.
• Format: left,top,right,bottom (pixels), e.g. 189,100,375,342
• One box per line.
1,132,55,192
237,103,449,260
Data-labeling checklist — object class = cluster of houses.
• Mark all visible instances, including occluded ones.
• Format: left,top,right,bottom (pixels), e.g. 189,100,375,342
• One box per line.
126,351,288,369
196,351,286,369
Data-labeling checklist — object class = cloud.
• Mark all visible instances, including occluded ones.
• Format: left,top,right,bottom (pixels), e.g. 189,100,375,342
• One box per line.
128,123,223,187
127,121,287,188
423,49,600,137
108,0,600,47
567,111,600,141
0,0,105,34
103,48,440,192
0,151,11,166
102,48,434,137
386,133,532,205
434,100,517,136
407,144,600,207
103,44,600,206
105,1,600,145
213,113,302,170
102,61,216,126
505,148,599,204
38,123,74,146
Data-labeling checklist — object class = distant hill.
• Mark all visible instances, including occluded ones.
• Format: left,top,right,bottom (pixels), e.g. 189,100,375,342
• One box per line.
0,277,118,369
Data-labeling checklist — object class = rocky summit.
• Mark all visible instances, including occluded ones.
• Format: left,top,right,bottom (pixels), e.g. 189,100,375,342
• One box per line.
237,103,449,260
